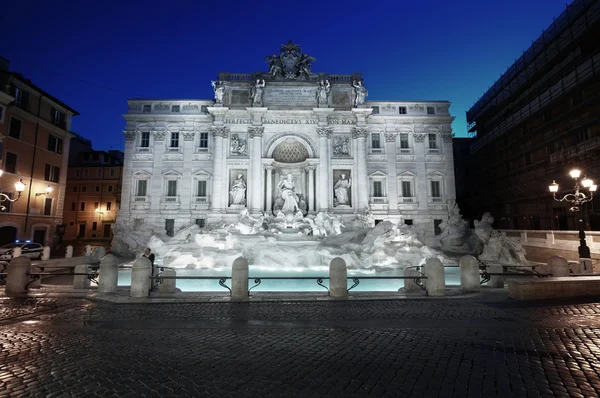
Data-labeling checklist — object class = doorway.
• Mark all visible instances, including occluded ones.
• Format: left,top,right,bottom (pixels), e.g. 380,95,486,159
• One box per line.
78,224,86,238
103,223,112,238
33,229,46,245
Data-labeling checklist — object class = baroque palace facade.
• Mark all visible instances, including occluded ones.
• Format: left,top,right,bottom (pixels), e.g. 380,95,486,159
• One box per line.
118,42,456,238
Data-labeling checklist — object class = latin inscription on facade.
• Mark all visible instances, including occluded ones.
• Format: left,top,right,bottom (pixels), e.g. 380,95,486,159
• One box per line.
224,118,354,125
264,87,318,106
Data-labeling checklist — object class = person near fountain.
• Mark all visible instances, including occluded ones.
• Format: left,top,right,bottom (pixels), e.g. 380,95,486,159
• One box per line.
143,248,156,292
277,173,300,214
334,173,351,206
230,173,247,205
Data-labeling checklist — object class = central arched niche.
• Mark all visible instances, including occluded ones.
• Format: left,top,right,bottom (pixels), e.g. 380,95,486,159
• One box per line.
271,138,309,163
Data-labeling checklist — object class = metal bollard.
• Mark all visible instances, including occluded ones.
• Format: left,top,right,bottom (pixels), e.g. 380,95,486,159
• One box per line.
98,254,119,293
329,257,348,298
460,255,480,293
73,264,91,289
6,256,31,296
130,257,152,298
231,257,249,300
548,255,569,277
425,257,445,296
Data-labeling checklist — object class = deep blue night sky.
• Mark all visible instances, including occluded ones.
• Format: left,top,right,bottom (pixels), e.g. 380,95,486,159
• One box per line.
2,0,568,151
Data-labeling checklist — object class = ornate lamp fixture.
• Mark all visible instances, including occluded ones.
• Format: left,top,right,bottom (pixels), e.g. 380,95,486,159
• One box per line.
0,171,26,211
549,168,596,258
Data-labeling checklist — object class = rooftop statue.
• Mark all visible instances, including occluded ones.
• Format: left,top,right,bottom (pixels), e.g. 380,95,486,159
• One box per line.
352,80,368,106
264,40,316,80
211,80,225,104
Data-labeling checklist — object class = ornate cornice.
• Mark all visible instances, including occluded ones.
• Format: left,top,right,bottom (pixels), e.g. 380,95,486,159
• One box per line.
182,132,196,141
413,133,427,143
351,127,368,139
210,126,229,138
248,126,265,138
153,131,166,141
440,132,454,142
316,126,333,138
384,132,396,143
124,131,136,142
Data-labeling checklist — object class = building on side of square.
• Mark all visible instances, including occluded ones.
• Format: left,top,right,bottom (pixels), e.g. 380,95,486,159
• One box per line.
117,42,456,239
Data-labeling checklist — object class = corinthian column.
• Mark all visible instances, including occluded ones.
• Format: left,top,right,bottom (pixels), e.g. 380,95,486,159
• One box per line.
317,127,332,211
305,165,316,213
353,127,369,209
210,126,228,212
248,126,264,214
264,165,274,214
385,131,398,213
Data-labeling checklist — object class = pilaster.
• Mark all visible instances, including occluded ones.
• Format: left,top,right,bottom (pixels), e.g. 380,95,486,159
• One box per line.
210,126,229,212
352,127,369,210
265,164,274,214
119,130,136,222
248,125,264,214
150,130,166,213
413,125,428,210
317,126,332,211
181,132,195,212
384,130,398,213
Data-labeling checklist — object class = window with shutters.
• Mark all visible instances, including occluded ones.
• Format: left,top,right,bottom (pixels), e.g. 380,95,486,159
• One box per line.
44,164,60,183
12,87,23,106
48,134,63,154
44,198,52,216
9,117,21,139
4,152,17,174
51,108,65,128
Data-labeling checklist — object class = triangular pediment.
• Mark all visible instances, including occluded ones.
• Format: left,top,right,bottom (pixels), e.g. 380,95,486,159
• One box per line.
427,171,445,178
369,171,387,178
162,169,182,177
193,170,212,178
132,169,152,177
399,171,416,177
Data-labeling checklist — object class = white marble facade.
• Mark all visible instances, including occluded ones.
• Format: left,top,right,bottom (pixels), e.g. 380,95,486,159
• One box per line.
118,46,456,238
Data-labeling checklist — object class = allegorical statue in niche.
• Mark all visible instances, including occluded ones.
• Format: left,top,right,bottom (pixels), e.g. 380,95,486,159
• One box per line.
250,79,266,106
333,173,352,206
316,80,331,106
277,173,300,214
211,80,225,104
352,80,368,107
229,173,247,206
230,134,247,155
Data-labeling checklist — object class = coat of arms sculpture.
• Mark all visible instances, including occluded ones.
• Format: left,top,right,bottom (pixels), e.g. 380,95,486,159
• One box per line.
265,40,316,80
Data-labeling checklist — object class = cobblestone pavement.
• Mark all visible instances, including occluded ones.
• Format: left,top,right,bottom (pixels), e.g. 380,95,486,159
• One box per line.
2,294,600,397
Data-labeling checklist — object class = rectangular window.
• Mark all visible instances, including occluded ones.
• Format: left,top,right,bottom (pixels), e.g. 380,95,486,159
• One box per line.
428,134,438,149
97,169,102,177
72,185,78,193
48,134,63,154
81,185,87,193
165,219,175,237
106,202,112,211
110,168,115,177
137,180,147,196
372,133,381,149
402,181,412,197
71,202,76,211
199,132,209,148
9,117,21,139
44,164,60,183
427,106,435,115
92,222,97,231
4,152,17,174
44,198,52,216
51,108,64,127
398,106,407,114
80,202,86,211
141,132,150,147
167,180,177,196
94,202,99,210
431,181,441,197
170,132,179,148
13,87,23,106
143,104,152,113
400,134,409,149
83,169,88,177
107,185,113,192
95,185,100,192
172,105,180,113
197,180,207,197
373,181,383,197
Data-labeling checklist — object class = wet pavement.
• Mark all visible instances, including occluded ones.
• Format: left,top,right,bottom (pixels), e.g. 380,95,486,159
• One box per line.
1,292,600,397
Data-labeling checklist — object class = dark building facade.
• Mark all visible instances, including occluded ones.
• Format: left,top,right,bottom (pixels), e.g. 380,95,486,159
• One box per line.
463,0,600,231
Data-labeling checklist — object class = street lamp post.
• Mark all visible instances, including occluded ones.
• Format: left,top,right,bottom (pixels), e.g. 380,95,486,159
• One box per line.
549,169,596,259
